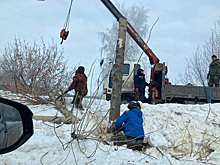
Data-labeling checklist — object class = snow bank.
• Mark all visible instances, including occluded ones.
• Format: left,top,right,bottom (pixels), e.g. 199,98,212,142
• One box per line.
0,91,220,165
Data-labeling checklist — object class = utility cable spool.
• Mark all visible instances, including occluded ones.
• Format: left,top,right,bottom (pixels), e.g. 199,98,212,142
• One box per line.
60,0,74,44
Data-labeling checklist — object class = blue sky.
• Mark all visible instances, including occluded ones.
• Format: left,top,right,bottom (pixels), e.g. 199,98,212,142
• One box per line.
0,0,220,89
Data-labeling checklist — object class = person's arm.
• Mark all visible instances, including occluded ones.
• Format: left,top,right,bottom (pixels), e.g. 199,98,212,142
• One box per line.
145,77,149,86
207,71,210,79
68,76,78,91
115,111,128,129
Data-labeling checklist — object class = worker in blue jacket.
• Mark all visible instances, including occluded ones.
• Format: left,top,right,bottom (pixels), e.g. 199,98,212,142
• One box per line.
114,101,145,151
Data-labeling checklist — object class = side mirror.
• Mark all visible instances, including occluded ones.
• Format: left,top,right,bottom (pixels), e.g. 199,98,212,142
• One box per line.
0,97,33,154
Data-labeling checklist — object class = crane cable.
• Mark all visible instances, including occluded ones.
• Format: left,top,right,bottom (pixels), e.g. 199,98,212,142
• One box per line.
60,0,74,44
63,0,74,31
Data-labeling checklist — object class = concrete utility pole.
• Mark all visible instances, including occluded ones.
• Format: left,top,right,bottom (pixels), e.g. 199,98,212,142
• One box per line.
109,17,127,122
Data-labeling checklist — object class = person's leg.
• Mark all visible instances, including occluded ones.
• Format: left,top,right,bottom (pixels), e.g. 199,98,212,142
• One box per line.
134,92,140,101
77,95,86,110
139,92,145,102
111,133,127,146
71,95,76,104
74,95,80,108
208,76,214,87
133,139,144,151
126,137,143,151
126,137,134,149
214,76,220,87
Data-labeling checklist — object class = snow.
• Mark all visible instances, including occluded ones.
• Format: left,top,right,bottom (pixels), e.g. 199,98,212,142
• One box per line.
0,90,220,165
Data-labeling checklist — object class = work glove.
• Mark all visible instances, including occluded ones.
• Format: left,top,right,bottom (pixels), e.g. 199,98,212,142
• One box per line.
207,74,209,80
135,88,139,93
112,122,124,133
111,122,117,132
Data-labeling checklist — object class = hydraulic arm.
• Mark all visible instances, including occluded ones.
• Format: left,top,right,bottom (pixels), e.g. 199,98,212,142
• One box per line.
101,0,159,65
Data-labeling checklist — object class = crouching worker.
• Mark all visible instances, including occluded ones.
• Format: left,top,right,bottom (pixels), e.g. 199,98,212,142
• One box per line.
113,101,145,151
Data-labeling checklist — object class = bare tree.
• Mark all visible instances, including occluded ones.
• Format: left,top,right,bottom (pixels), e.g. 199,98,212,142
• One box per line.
98,2,150,78
0,37,75,104
179,18,220,85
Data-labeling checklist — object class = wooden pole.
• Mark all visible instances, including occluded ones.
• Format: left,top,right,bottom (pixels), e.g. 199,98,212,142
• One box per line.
109,17,127,121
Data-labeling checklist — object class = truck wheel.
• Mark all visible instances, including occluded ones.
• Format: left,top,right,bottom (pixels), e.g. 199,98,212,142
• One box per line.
194,97,198,103
171,97,177,103
106,94,111,101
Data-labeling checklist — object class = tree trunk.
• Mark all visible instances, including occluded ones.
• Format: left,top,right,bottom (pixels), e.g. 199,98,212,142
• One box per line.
48,92,78,123
33,116,74,124
109,17,127,121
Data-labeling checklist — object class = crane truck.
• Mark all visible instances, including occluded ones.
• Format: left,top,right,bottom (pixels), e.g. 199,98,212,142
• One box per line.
101,0,220,104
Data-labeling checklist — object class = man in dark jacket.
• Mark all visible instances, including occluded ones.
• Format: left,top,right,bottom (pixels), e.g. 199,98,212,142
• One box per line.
114,101,145,151
207,55,220,87
134,69,148,102
68,66,88,110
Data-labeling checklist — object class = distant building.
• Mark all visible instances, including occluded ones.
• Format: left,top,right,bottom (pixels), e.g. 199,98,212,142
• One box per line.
0,73,18,92
0,72,46,95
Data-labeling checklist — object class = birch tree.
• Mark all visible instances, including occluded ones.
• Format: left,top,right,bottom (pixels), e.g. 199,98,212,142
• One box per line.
98,2,150,78
179,18,220,85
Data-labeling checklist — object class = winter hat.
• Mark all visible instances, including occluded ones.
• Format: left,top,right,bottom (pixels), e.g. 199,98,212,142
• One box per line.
127,101,141,110
137,69,144,74
77,66,85,74
212,55,217,58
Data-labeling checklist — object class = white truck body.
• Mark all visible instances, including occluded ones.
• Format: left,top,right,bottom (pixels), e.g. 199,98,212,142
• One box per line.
101,61,144,101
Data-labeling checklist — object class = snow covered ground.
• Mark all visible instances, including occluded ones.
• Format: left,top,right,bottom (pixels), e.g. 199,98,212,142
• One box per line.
0,90,220,165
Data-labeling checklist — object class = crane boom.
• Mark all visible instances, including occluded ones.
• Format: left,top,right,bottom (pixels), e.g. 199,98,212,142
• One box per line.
101,0,159,64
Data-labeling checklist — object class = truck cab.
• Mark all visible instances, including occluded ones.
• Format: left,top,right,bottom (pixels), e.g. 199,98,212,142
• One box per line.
102,61,144,102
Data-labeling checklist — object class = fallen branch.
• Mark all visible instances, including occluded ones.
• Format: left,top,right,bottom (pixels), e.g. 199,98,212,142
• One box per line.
33,116,74,124
48,92,77,123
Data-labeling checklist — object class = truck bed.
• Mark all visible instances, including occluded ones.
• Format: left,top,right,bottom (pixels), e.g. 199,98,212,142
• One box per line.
161,84,220,103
